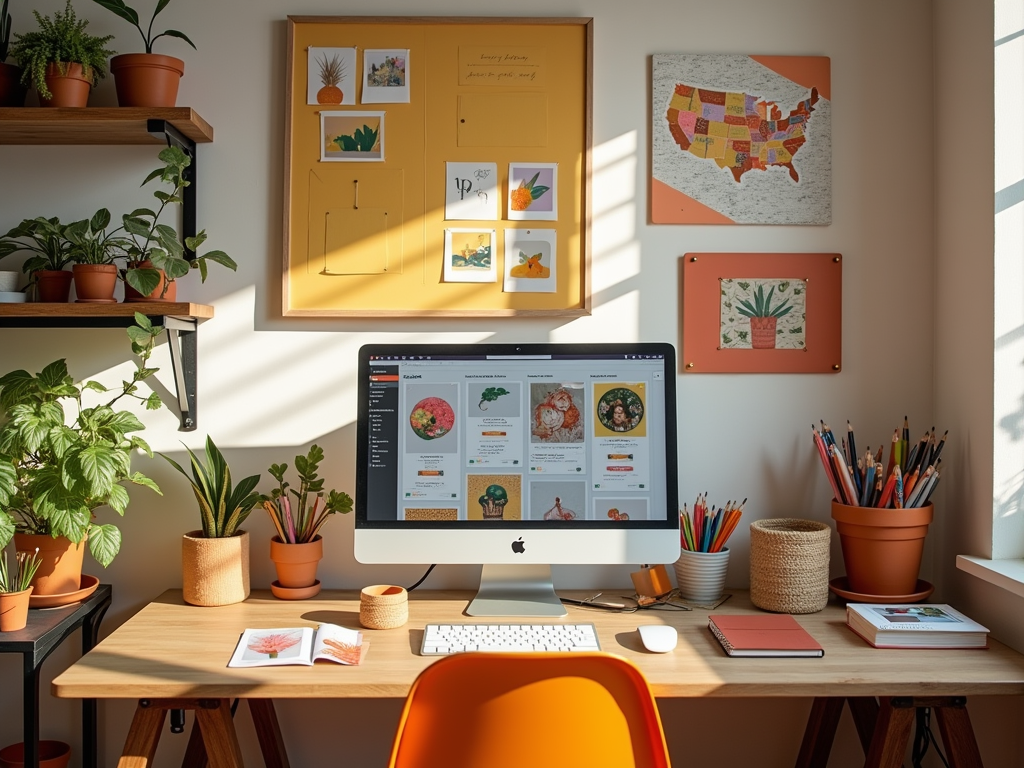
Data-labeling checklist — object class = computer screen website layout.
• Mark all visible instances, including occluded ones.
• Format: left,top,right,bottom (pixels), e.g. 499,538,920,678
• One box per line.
364,354,670,524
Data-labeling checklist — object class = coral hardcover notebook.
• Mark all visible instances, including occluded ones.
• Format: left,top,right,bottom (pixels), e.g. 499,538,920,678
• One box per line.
708,614,824,657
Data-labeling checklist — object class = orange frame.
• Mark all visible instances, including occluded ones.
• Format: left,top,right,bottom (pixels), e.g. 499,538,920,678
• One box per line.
681,252,841,374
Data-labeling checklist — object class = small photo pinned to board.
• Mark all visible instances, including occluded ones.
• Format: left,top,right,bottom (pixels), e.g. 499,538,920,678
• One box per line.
508,162,557,221
308,47,356,105
504,228,556,293
443,228,497,283
362,48,410,104
321,111,385,162
445,162,499,221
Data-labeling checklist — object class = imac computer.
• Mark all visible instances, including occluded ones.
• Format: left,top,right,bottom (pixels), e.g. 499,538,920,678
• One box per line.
354,342,680,617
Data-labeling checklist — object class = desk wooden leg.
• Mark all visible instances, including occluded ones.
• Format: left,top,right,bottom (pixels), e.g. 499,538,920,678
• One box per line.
248,700,291,768
795,697,845,768
847,697,880,754
117,702,167,768
181,718,208,768
932,700,983,768
195,699,245,768
864,698,915,768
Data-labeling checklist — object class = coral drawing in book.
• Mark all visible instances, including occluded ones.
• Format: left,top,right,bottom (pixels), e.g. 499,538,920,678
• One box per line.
245,631,302,660
720,278,806,350
652,54,831,224
530,383,584,443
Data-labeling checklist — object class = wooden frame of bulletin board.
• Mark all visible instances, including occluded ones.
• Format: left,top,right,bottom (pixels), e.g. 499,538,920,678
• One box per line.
283,16,593,317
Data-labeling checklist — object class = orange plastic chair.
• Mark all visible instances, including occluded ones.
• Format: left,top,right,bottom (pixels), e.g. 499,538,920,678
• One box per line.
386,652,672,768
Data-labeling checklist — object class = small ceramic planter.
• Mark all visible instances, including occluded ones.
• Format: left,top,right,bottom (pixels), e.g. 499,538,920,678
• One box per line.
0,587,33,632
39,63,92,108
34,270,73,303
182,530,250,606
0,739,71,768
270,535,323,593
72,264,118,303
13,533,85,598
111,53,184,107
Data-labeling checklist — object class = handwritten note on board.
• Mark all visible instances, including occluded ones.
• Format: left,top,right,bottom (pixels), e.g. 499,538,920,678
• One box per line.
458,47,546,86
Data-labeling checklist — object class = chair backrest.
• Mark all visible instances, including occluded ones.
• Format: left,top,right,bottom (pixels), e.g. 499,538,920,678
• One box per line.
387,652,672,768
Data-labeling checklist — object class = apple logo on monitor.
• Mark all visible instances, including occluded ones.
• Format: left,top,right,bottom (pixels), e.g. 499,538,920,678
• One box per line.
511,537,525,554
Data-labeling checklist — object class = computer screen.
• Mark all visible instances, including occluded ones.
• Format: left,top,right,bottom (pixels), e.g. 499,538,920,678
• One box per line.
354,342,680,616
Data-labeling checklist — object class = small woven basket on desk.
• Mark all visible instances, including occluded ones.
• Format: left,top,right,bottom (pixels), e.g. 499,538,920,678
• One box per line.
359,585,409,630
749,518,831,613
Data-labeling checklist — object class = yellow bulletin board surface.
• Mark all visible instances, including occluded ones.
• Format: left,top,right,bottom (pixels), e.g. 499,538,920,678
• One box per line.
283,16,593,317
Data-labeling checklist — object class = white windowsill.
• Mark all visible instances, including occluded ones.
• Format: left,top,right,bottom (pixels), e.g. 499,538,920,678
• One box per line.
957,555,1024,598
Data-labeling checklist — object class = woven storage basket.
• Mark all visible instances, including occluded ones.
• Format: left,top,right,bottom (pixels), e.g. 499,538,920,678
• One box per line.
181,530,250,607
360,584,409,629
749,518,831,613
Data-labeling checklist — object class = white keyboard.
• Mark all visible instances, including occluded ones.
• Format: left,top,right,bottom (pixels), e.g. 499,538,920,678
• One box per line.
421,623,601,655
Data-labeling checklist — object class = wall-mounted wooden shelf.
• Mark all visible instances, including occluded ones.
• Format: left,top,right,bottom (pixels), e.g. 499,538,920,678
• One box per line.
0,107,213,145
0,302,214,432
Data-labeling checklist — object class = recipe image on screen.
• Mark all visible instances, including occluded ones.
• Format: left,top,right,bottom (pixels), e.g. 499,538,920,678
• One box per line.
362,351,670,523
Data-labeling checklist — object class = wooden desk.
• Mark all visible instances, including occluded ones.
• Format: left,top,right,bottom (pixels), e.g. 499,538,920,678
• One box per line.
52,589,1024,768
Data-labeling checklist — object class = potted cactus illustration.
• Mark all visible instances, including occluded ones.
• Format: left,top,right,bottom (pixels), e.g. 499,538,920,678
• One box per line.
735,283,793,349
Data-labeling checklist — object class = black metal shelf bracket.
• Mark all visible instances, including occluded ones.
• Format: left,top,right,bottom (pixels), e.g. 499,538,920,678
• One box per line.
163,316,198,432
147,119,197,258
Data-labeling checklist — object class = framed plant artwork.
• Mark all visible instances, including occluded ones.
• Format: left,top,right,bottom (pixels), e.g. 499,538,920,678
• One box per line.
681,252,841,373
320,111,385,162
307,47,356,105
508,162,558,221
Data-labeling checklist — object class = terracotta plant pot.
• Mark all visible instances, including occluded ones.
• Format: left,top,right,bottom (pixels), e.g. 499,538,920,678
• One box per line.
831,500,933,596
0,63,27,107
34,270,73,302
182,530,250,606
0,740,71,768
39,63,92,108
72,264,118,303
0,587,33,632
270,535,323,590
110,53,184,107
124,261,177,303
749,316,778,349
13,533,86,597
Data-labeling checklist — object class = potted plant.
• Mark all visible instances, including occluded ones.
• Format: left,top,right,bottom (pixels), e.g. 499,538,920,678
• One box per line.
0,547,41,631
121,146,237,302
0,314,163,602
259,445,352,599
160,436,261,606
65,208,131,303
0,0,26,107
735,284,793,349
0,216,75,302
90,0,195,107
8,0,115,107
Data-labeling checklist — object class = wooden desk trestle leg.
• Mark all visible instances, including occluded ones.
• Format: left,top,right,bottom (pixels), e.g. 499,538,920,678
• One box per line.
117,699,243,768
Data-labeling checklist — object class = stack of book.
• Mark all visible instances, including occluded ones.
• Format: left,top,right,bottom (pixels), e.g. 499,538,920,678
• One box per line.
846,603,989,649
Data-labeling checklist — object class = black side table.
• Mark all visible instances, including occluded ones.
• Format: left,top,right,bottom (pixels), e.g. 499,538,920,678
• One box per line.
0,584,112,768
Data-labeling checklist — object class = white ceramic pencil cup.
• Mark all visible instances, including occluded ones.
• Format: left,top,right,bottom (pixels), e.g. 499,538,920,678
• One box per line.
673,547,730,603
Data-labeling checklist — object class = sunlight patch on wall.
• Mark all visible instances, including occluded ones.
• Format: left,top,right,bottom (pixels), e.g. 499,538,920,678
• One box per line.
550,290,640,343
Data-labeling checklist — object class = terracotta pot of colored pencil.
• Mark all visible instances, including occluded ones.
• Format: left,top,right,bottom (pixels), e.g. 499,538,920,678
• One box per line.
673,548,730,603
831,501,932,596
270,535,323,597
749,518,831,613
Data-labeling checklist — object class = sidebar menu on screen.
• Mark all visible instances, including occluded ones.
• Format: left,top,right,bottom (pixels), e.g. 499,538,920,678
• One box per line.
367,366,399,520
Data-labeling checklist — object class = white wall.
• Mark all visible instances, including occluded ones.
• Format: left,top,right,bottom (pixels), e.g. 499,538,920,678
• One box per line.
2,1,1019,766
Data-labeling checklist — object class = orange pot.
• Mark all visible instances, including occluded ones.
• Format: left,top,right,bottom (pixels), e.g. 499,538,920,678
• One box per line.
72,264,118,303
831,501,933,596
39,63,92,107
123,261,177,303
0,740,71,768
34,270,73,302
270,535,323,588
110,53,184,108
0,63,27,107
13,533,86,597
749,316,778,349
0,587,33,632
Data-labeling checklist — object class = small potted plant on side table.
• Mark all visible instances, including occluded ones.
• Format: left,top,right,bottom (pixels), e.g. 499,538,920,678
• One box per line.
65,208,131,303
260,445,353,599
0,548,41,631
8,0,114,107
0,0,27,107
161,436,261,606
0,217,74,302
90,0,195,107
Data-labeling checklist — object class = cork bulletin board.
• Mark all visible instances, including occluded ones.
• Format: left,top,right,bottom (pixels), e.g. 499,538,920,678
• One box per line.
283,16,593,317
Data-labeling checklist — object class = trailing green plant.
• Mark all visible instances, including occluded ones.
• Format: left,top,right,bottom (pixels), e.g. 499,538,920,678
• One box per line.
121,146,237,298
735,284,793,319
0,313,164,567
0,216,74,274
64,208,132,266
160,436,261,539
90,0,196,55
9,0,115,100
259,445,353,544
0,548,41,593
1,0,13,63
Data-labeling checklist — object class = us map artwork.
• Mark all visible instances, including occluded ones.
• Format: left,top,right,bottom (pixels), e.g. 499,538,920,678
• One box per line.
652,54,831,225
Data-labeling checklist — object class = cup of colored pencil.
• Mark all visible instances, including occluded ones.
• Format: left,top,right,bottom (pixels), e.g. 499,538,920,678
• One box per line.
812,418,945,508
679,495,744,552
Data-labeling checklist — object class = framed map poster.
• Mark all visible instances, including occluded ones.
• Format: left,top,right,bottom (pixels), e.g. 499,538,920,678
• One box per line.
652,55,831,225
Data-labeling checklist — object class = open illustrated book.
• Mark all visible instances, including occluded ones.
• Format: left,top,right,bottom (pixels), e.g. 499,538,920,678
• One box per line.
228,624,368,667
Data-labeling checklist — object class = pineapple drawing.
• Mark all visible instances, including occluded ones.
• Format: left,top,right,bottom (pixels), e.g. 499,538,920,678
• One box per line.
510,172,550,211
316,53,346,104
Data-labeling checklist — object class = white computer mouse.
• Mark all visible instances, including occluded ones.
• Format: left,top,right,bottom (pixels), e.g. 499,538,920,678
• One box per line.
638,624,678,653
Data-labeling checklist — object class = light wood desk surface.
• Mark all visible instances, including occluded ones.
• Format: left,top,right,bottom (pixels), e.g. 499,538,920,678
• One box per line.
52,588,1024,701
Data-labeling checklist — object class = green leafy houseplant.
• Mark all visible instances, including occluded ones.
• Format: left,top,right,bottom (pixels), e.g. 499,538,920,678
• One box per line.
0,216,74,274
64,208,132,265
9,0,115,100
0,548,41,593
160,436,261,539
260,445,353,544
0,314,164,567
90,0,196,54
122,146,237,298
735,284,793,319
